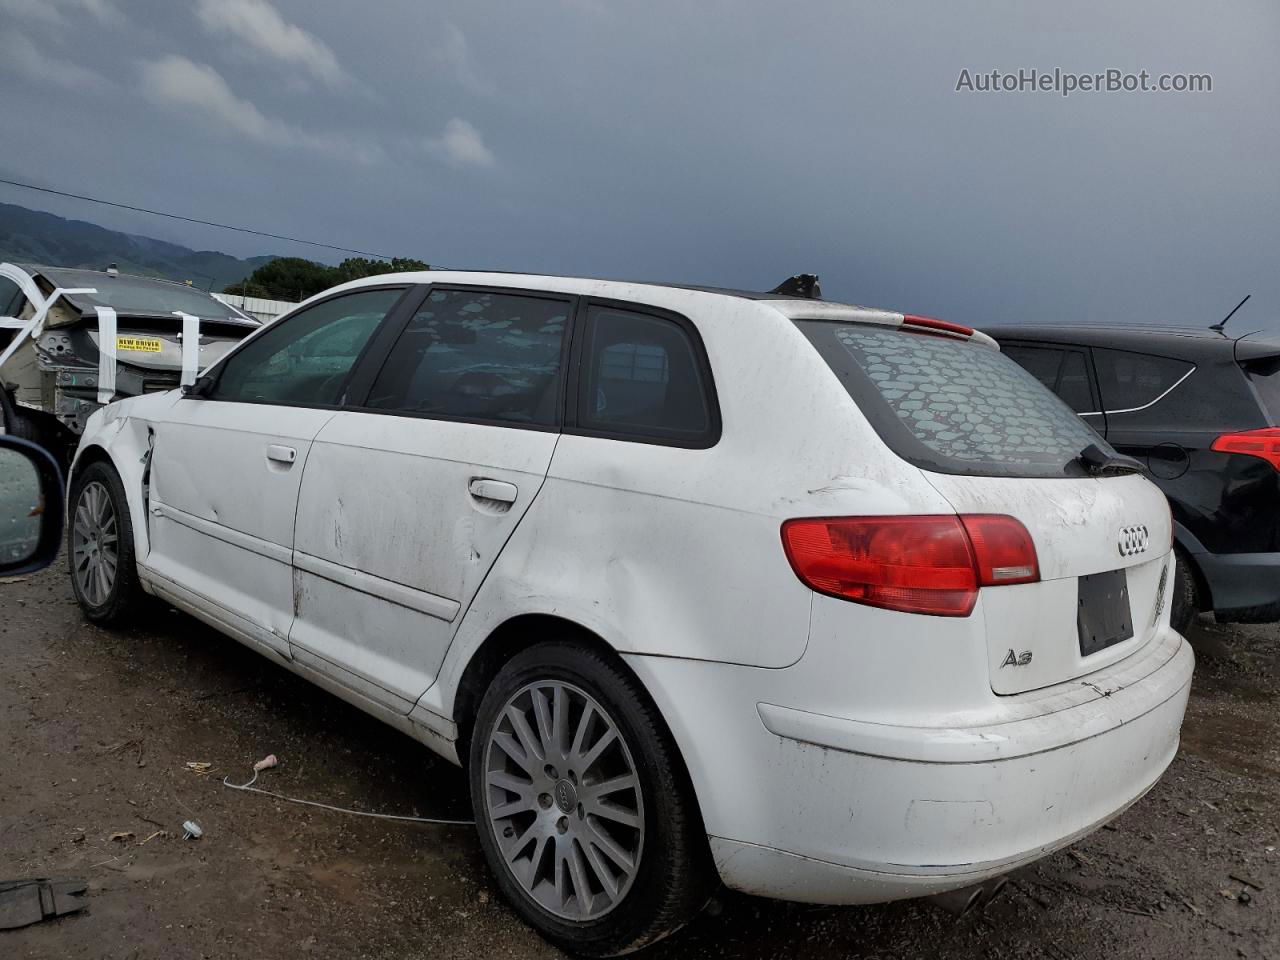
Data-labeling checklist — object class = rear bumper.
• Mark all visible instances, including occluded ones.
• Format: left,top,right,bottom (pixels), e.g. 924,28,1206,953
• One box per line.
1195,550,1280,624
628,627,1193,905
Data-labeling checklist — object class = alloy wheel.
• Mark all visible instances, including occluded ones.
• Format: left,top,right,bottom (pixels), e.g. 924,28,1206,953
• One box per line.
72,481,119,605
483,679,645,921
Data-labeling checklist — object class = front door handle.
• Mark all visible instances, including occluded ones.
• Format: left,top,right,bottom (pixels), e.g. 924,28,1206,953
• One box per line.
469,478,518,504
266,444,297,464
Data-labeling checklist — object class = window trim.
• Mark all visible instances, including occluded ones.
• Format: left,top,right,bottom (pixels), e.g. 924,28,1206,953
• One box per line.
564,297,721,450
195,283,416,411
1091,363,1196,416
341,283,579,434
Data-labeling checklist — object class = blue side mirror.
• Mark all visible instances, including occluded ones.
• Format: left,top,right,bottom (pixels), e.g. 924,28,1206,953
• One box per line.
0,435,65,576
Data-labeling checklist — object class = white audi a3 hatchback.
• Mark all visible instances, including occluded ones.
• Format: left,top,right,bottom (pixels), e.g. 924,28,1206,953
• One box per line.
68,272,1193,955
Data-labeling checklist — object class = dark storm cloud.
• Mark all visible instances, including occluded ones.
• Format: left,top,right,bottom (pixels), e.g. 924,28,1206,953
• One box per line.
0,0,1277,330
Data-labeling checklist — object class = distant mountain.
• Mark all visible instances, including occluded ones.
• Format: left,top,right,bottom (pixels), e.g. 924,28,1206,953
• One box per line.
0,202,276,291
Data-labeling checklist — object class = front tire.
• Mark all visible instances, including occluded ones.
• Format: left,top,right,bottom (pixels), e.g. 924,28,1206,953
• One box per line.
468,643,711,956
68,460,144,624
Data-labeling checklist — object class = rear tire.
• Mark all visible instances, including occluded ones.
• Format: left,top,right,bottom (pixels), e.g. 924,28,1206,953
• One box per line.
68,460,144,625
468,642,711,956
1171,546,1201,634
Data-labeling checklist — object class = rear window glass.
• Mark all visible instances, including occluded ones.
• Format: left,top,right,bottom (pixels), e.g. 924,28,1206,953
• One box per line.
1244,356,1280,422
798,322,1113,478
36,267,253,323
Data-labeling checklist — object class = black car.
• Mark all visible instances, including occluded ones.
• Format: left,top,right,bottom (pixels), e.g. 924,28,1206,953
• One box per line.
986,321,1280,633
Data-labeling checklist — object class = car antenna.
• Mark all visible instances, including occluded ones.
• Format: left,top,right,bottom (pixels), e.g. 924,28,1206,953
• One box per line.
1208,293,1250,335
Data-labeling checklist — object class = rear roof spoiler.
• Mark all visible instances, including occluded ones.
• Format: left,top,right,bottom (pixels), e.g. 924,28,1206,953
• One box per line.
1235,329,1280,363
768,301,1000,350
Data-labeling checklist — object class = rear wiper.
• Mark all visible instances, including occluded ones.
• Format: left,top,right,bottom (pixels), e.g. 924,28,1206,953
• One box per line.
1077,443,1144,476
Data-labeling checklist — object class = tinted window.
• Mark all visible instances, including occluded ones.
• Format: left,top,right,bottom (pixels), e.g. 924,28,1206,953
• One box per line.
1002,344,1064,391
578,306,714,444
211,288,401,405
1093,348,1193,413
799,322,1112,478
1057,350,1095,412
365,289,568,426
1244,356,1280,422
1002,344,1097,414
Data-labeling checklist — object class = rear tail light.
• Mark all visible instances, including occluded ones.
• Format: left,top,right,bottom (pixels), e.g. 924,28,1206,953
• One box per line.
780,514,1039,617
1212,428,1280,471
962,515,1040,585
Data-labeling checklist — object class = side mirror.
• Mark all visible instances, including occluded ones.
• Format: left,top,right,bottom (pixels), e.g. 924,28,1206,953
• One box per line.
0,435,64,576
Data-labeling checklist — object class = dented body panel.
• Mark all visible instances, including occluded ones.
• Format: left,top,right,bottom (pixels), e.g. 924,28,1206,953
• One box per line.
289,410,559,712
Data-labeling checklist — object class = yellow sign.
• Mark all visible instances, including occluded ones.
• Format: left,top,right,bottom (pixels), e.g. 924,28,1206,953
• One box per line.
116,336,163,353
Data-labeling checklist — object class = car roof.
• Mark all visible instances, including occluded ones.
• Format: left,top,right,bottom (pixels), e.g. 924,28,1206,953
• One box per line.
979,320,1270,357
331,270,999,348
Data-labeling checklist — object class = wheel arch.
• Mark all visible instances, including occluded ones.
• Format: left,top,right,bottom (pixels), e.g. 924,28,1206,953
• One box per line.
68,412,155,560
453,614,635,763
450,611,716,893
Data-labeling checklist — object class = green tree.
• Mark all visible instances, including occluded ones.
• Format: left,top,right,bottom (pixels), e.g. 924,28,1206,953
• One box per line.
223,255,430,301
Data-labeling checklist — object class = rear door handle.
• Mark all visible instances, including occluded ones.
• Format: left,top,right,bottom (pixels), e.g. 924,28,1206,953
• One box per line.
469,478,518,503
266,444,297,464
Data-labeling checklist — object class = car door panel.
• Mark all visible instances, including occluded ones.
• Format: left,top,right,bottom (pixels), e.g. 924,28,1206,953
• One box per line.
143,286,407,657
289,412,557,708
147,402,336,656
286,286,572,712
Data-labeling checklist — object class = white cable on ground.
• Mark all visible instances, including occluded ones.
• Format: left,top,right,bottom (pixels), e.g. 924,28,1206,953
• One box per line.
221,758,474,826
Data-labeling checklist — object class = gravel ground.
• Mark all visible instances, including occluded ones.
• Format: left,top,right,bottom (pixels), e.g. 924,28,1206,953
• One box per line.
2,562,1277,959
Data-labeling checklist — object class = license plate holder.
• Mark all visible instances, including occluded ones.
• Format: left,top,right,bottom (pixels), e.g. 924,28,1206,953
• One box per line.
1077,569,1133,657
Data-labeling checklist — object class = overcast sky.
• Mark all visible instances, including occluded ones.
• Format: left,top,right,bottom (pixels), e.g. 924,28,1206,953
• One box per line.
1,0,1277,330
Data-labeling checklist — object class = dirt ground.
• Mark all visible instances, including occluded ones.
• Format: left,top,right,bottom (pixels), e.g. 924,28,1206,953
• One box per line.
2,562,1277,960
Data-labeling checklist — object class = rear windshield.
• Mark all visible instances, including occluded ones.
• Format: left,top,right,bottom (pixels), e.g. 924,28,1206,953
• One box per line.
1243,356,1280,422
798,321,1115,478
35,267,254,323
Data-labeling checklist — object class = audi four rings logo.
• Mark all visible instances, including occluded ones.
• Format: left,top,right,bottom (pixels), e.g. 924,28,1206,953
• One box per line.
1117,524,1150,557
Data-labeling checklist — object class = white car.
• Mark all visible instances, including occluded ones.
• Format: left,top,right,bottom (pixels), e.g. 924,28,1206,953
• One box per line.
68,272,1194,955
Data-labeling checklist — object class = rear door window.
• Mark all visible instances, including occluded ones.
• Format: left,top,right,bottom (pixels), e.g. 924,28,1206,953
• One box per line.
1002,343,1098,414
1001,344,1064,391
364,288,570,427
1057,350,1095,412
1092,348,1193,413
573,305,718,446
798,322,1113,478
